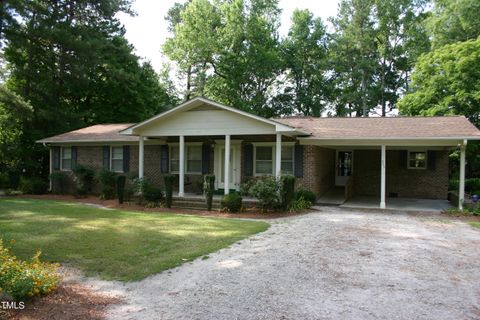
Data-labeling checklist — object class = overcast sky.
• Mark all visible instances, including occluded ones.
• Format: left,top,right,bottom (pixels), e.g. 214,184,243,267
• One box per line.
117,0,340,72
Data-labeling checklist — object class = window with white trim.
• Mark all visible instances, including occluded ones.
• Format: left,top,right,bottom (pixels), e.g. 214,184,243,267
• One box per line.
170,145,180,172
408,151,427,169
61,147,72,171
281,146,294,175
111,146,124,172
255,146,274,175
187,145,202,173
169,144,202,174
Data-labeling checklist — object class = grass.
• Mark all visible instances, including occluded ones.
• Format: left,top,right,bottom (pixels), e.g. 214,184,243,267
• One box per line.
0,198,269,281
469,221,480,229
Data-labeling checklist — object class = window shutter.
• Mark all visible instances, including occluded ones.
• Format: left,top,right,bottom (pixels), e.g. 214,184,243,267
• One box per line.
160,145,169,173
71,146,78,169
399,150,407,169
427,150,436,171
294,144,304,178
123,146,130,173
244,144,253,177
202,143,210,174
103,146,110,170
53,147,60,170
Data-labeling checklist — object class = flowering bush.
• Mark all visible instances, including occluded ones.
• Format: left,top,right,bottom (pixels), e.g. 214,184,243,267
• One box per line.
0,240,60,301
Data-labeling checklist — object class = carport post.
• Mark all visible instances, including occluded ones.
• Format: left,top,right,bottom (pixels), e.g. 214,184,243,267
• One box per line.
459,140,467,210
179,135,185,197
224,134,231,195
380,145,386,209
275,133,282,178
139,136,144,179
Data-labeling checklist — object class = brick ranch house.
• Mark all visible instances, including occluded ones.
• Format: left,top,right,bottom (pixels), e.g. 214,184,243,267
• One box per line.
38,97,480,209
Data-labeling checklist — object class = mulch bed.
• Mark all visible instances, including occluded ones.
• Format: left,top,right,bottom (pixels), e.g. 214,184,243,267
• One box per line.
15,194,311,219
2,281,121,320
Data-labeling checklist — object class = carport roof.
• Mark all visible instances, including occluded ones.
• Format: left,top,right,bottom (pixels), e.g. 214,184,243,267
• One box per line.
275,116,480,140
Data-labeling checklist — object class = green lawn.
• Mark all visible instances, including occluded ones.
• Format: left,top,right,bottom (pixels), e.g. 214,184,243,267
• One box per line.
469,221,480,229
0,198,269,281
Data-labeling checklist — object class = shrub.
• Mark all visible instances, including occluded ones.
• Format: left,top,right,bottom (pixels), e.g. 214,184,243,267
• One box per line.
8,171,20,190
289,196,312,212
221,193,242,213
0,172,8,189
0,240,60,301
116,175,126,204
295,188,316,205
164,174,175,208
72,165,95,196
204,174,215,211
97,169,117,200
4,189,22,196
250,176,281,211
240,178,256,197
50,172,69,195
19,177,48,195
135,177,163,205
280,175,296,210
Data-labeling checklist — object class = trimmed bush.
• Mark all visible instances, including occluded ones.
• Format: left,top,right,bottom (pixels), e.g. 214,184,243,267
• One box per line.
97,169,117,200
221,193,242,213
135,177,163,205
0,240,60,301
250,176,281,211
117,175,127,204
164,174,175,208
0,172,8,189
73,165,95,196
289,196,312,212
280,175,296,210
49,172,69,195
239,178,256,197
19,177,48,195
295,188,316,205
204,174,215,211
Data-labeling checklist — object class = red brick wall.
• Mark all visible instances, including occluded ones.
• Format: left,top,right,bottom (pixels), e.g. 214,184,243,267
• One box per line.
352,149,449,200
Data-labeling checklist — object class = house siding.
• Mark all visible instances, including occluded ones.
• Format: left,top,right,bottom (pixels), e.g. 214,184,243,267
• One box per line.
296,145,335,198
352,149,449,200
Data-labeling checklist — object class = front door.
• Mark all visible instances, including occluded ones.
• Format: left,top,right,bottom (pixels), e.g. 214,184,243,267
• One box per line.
335,150,353,186
214,144,241,191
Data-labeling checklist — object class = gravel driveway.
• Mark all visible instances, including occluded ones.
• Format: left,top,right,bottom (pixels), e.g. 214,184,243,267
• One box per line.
88,207,480,320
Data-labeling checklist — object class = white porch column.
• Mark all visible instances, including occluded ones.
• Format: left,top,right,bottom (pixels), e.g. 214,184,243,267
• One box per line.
380,145,386,209
139,136,145,179
459,140,467,210
179,135,185,197
49,147,53,191
276,133,282,178
224,135,231,195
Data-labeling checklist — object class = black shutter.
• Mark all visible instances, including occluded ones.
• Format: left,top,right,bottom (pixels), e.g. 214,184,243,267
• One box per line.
103,146,110,170
294,144,304,178
53,147,61,170
202,143,210,174
427,150,436,171
160,145,169,173
244,144,253,177
71,146,78,169
399,150,407,169
123,146,130,173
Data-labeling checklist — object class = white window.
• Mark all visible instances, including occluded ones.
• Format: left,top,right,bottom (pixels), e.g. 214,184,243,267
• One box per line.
61,147,72,171
255,146,274,175
111,146,124,172
254,144,295,176
187,145,202,173
170,146,180,172
281,146,294,175
408,151,427,169
170,144,202,174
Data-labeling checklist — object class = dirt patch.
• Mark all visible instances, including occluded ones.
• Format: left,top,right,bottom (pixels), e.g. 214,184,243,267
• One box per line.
3,281,120,320
14,194,311,219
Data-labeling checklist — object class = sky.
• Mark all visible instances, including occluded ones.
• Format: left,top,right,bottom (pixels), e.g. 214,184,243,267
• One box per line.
117,0,341,72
